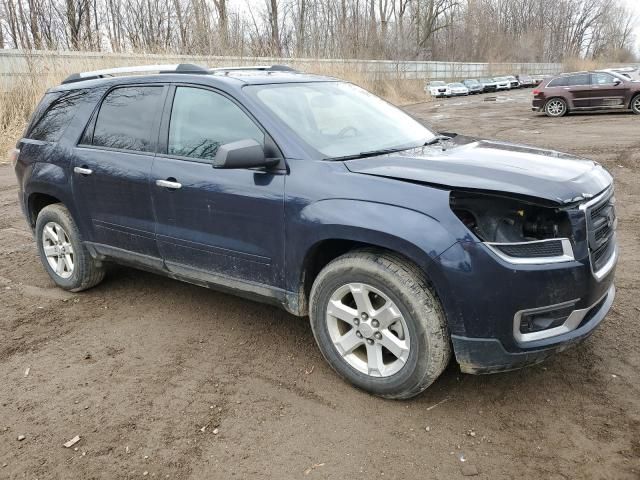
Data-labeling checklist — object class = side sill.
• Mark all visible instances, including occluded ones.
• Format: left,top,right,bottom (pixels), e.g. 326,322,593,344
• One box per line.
84,242,306,316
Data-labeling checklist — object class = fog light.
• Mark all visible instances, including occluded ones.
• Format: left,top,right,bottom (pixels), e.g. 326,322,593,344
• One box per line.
519,303,576,334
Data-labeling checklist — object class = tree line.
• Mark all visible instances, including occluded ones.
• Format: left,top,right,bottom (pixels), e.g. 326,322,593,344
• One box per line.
0,0,637,62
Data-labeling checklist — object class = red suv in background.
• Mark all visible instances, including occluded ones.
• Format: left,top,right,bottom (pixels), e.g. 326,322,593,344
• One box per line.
532,71,640,117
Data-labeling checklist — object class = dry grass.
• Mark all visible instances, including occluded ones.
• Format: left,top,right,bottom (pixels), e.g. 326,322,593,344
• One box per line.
0,53,427,157
561,57,607,73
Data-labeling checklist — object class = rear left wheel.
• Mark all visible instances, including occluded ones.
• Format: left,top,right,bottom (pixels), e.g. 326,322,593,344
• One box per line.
544,98,568,117
35,204,105,292
309,250,451,399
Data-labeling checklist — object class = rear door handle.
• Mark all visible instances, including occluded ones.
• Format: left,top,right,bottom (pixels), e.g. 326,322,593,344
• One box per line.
156,179,182,189
73,166,93,175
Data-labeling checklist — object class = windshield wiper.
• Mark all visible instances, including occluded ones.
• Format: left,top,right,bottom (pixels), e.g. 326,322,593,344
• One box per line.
423,135,451,146
325,146,415,162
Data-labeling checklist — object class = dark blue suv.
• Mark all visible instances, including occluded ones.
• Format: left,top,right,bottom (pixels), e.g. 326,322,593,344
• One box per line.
12,64,617,399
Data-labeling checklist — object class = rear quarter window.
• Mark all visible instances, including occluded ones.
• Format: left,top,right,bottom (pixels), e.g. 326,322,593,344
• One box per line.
26,89,88,142
547,77,568,87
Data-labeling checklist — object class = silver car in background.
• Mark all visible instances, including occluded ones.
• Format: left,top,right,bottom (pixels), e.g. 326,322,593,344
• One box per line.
447,82,470,96
463,79,484,94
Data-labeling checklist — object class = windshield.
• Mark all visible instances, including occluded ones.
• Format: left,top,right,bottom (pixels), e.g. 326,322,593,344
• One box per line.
449,83,464,88
247,82,435,159
429,81,445,86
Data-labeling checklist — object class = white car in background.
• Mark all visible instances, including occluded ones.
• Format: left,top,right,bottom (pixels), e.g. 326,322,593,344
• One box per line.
494,76,512,90
600,67,640,81
447,82,470,96
426,81,451,98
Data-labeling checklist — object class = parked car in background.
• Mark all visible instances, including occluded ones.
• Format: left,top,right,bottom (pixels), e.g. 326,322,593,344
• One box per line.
532,70,640,117
447,82,469,96
531,74,551,85
426,81,450,98
478,77,498,92
516,74,535,87
494,77,511,90
506,76,520,88
600,67,640,82
462,79,483,94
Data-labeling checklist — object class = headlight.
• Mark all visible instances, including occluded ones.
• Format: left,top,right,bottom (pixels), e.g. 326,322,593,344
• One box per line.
450,191,575,264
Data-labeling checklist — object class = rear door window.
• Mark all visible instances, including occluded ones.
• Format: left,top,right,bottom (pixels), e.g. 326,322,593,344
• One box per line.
91,86,163,152
567,74,590,86
27,89,88,142
167,87,264,161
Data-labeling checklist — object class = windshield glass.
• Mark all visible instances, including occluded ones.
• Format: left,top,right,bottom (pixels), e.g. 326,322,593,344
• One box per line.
429,81,445,86
449,83,464,88
247,82,435,159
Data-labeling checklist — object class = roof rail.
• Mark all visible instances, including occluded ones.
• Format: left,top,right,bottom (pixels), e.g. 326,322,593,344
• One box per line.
210,64,297,74
61,63,208,85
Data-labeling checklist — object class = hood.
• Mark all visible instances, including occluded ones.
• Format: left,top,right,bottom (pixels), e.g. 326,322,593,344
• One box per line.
344,137,612,205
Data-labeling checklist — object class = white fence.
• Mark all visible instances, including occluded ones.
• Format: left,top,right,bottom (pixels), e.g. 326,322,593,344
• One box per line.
0,49,565,89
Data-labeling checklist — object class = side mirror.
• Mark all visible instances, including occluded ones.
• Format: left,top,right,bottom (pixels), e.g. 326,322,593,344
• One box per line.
613,79,622,86
212,139,277,169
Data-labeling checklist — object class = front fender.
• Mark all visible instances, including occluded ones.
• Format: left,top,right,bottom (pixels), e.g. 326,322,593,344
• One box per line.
285,198,458,292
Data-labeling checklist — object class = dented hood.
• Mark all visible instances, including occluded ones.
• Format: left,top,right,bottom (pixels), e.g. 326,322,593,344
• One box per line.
344,138,612,205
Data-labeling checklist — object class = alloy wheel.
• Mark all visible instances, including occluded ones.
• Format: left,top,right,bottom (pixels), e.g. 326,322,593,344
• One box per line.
546,99,566,116
42,221,74,279
325,283,410,377
633,96,640,113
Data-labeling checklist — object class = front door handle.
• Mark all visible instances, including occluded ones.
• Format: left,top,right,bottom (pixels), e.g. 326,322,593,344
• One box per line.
156,179,182,190
74,166,93,175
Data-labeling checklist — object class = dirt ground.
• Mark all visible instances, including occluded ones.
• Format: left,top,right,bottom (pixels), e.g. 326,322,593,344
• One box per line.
1,89,638,479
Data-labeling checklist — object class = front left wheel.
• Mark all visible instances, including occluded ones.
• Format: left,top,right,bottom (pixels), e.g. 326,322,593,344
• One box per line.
309,250,451,399
35,203,105,292
631,94,640,115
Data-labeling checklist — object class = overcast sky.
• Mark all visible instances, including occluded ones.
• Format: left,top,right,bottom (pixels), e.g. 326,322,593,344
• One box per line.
623,0,640,53
234,0,640,56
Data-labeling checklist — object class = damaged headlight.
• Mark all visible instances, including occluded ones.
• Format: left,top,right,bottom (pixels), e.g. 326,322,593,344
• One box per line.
450,191,575,263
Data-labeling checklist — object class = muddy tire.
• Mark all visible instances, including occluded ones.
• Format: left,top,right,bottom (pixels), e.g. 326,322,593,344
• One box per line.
309,249,451,400
35,203,105,292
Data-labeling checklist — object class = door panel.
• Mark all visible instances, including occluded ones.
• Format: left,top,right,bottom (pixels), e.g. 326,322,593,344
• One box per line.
151,86,285,287
73,148,159,257
590,72,628,108
151,158,285,286
566,73,592,108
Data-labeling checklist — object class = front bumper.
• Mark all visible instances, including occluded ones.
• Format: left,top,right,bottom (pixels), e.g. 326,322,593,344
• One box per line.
452,284,615,373
427,216,617,375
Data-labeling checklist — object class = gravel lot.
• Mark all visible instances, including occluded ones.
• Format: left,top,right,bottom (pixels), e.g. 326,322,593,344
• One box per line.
0,88,638,479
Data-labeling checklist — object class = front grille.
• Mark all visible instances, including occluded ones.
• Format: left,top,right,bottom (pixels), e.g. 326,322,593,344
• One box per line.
585,190,616,272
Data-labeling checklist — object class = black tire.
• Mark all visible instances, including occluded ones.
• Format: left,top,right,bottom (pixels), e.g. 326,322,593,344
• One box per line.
544,97,568,117
35,203,105,292
631,94,640,115
309,249,451,399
